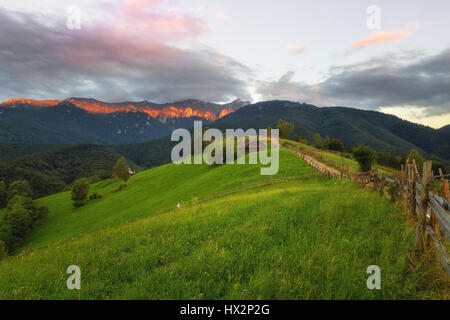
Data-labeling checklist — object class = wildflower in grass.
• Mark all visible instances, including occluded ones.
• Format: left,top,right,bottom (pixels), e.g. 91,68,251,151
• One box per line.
242,289,247,294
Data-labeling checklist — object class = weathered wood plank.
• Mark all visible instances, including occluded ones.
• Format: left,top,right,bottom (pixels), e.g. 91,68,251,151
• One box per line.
425,226,450,276
430,197,450,240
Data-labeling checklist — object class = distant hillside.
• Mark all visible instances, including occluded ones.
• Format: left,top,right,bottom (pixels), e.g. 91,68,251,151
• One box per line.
0,143,64,161
214,101,450,161
439,124,450,137
0,144,138,198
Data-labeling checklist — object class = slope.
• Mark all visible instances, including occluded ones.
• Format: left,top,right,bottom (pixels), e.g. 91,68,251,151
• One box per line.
0,153,447,299
21,149,312,251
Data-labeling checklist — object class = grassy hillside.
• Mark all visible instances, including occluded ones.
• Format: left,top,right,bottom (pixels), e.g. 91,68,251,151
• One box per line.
21,149,310,251
0,148,447,299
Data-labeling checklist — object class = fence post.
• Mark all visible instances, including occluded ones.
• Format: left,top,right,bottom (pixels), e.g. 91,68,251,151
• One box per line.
414,161,432,253
445,180,449,200
408,164,416,218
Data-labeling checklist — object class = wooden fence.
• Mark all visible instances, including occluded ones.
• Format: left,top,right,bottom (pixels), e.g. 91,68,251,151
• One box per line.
356,162,450,276
285,144,449,275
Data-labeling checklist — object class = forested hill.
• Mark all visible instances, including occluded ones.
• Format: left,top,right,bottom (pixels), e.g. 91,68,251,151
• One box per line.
214,101,450,160
0,144,140,198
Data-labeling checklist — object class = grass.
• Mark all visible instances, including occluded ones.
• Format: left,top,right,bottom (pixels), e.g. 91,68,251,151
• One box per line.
0,148,447,299
21,149,313,251
0,178,447,299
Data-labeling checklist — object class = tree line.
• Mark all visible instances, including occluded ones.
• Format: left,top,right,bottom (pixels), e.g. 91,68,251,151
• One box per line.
0,180,48,259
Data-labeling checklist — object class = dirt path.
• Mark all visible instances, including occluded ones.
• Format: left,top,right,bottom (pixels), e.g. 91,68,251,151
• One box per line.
290,149,342,178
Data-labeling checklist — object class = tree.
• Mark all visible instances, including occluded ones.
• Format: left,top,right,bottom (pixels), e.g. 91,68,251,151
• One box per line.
0,181,7,209
328,138,345,151
113,156,130,182
0,204,34,253
353,145,376,172
313,133,323,149
8,180,32,200
407,149,425,173
71,178,90,208
323,136,330,149
276,119,294,139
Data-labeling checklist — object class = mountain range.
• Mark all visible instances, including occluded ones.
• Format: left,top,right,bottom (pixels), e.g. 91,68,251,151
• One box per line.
0,97,448,198
1,98,448,160
0,98,249,144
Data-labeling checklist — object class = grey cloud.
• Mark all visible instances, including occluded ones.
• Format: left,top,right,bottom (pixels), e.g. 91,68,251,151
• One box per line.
0,8,252,103
256,48,450,116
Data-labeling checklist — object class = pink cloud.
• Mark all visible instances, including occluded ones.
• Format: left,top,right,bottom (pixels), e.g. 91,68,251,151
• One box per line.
286,44,307,56
351,30,411,48
119,0,209,42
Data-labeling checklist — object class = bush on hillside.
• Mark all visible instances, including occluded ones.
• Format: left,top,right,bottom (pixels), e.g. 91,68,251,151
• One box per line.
276,119,294,139
113,157,130,182
407,149,425,173
114,182,128,192
328,138,345,152
353,145,376,172
71,178,90,208
313,133,323,149
89,192,104,200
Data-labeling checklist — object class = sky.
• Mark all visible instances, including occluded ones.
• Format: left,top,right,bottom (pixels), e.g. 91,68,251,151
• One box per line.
0,0,449,128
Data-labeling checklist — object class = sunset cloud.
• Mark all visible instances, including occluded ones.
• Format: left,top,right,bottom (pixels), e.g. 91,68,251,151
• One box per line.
0,4,251,103
351,30,411,49
286,45,307,56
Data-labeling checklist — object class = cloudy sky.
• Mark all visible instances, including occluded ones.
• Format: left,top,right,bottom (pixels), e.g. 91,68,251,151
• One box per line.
0,0,449,128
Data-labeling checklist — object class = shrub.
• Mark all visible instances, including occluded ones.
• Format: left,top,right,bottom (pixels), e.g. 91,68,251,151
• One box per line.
71,178,90,208
407,149,425,173
353,145,376,172
0,205,34,252
276,119,294,139
114,182,128,192
89,192,104,200
113,157,130,182
313,133,323,149
328,138,345,152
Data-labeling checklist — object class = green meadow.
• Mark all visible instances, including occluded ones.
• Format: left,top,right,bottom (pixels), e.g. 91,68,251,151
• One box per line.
0,149,447,299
